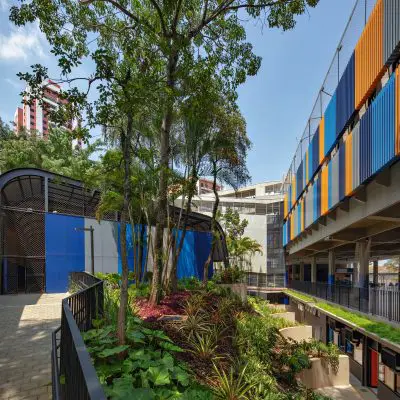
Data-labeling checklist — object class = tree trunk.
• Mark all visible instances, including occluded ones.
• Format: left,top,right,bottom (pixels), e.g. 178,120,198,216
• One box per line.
137,222,145,286
170,187,195,292
203,161,219,284
150,49,178,305
117,112,133,345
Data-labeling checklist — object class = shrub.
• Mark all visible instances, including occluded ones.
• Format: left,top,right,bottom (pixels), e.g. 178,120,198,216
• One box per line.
212,266,245,284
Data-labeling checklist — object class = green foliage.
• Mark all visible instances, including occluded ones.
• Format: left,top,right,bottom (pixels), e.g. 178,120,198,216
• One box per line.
286,289,400,344
210,363,255,400
212,266,245,284
0,127,102,182
248,296,283,316
84,319,210,399
177,277,203,291
187,332,219,361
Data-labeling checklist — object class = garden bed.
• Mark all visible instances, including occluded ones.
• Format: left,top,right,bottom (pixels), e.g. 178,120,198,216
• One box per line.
83,275,337,399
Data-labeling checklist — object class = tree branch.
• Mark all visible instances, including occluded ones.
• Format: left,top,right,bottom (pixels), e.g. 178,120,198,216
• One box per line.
80,0,156,35
172,0,183,34
148,0,168,37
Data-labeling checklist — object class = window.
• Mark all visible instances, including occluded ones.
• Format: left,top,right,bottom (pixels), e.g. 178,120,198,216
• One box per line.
384,365,395,391
396,373,400,394
354,342,363,365
345,340,354,356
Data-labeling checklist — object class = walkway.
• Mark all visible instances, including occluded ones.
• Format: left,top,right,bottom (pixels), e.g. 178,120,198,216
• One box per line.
316,375,377,400
0,293,66,400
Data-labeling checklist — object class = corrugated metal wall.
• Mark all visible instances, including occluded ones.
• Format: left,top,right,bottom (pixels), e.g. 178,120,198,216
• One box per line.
360,105,373,183
331,150,339,207
345,132,353,196
283,0,400,245
336,52,355,137
324,93,337,156
321,164,328,215
352,122,361,190
397,68,400,155
319,117,325,163
371,72,395,175
384,0,400,65
355,0,385,110
297,160,304,198
339,143,346,201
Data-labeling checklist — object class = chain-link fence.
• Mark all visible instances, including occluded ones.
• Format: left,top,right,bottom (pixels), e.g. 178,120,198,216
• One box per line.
283,0,377,192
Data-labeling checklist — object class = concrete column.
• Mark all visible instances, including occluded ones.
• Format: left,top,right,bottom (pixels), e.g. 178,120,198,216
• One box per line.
328,250,335,285
352,262,359,285
299,261,305,281
357,239,371,288
373,260,378,287
311,257,317,283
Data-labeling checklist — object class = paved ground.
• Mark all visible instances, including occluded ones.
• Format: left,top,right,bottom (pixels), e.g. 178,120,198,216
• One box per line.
316,375,377,400
0,293,66,400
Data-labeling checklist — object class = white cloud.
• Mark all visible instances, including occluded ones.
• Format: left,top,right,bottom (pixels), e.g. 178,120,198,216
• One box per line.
0,24,47,61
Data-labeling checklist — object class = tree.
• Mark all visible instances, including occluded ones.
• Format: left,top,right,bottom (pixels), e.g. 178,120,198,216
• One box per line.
10,0,320,309
203,104,251,283
0,118,14,141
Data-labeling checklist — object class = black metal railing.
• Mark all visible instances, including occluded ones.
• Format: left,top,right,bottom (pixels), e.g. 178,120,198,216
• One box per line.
289,280,400,323
52,272,106,400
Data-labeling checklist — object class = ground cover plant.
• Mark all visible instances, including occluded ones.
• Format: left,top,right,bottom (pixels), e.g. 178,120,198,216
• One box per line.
85,274,335,399
285,289,400,345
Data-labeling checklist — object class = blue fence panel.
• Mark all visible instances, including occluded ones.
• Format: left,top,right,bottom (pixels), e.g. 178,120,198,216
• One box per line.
328,161,333,210
45,213,85,293
336,52,355,138
372,73,395,175
324,92,337,156
312,127,320,176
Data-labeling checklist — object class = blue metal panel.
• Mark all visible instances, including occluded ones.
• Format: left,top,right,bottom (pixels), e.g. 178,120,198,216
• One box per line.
312,127,320,175
297,202,301,235
296,160,303,198
45,213,85,293
360,104,373,183
303,159,306,189
308,142,313,185
339,143,346,201
316,173,321,218
313,180,318,222
324,92,337,156
372,73,395,175
336,53,355,138
328,161,333,210
177,230,213,280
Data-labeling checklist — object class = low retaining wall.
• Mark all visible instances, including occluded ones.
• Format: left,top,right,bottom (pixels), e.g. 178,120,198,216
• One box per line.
271,312,296,324
297,355,349,389
279,325,313,342
218,283,247,301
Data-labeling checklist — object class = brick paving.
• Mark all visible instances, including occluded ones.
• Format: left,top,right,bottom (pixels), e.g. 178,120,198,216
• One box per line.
0,294,66,400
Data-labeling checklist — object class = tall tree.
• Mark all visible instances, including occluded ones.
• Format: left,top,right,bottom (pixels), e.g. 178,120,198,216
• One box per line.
203,105,251,283
10,0,319,305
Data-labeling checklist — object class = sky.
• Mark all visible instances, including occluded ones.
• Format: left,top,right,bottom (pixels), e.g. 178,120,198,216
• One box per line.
0,0,356,183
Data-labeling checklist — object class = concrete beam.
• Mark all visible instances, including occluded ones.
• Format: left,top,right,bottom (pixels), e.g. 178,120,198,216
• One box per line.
354,186,367,203
375,168,391,187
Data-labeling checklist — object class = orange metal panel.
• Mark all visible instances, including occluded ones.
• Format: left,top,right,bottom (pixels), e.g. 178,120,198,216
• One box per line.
355,0,386,110
319,117,325,164
284,193,288,218
321,165,328,216
345,132,353,196
291,176,296,206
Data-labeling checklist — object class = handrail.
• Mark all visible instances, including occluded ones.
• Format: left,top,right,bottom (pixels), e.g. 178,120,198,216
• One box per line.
52,272,106,400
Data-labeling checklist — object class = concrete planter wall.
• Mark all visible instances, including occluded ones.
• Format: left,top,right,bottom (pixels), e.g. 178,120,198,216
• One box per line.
271,312,296,324
297,355,349,389
279,325,313,342
217,283,247,301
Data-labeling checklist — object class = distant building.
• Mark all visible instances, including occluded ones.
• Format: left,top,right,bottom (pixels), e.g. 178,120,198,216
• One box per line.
196,178,221,195
178,180,285,287
14,80,73,137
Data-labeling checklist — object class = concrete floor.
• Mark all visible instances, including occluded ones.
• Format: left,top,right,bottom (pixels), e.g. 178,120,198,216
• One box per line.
0,293,66,400
316,375,377,400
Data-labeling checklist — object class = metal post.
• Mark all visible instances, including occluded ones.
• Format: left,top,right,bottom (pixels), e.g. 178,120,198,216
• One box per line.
89,226,94,275
44,176,49,212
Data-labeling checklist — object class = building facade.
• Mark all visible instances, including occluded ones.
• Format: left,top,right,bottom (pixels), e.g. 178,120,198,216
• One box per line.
189,181,285,287
14,80,73,137
196,178,221,195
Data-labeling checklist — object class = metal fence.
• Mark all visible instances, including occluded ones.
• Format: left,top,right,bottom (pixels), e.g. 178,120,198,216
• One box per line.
290,280,400,323
247,272,285,288
52,272,106,400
